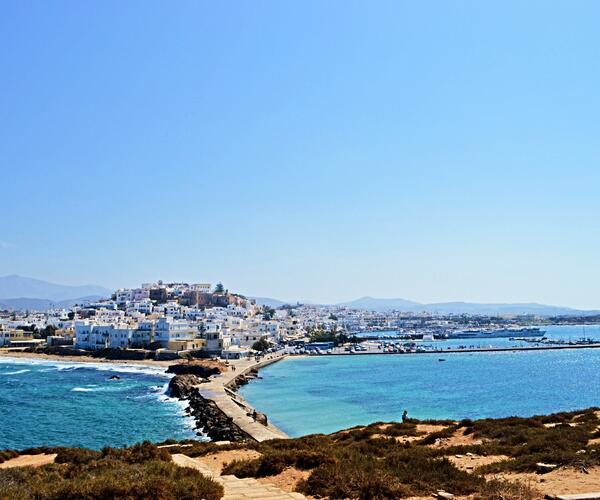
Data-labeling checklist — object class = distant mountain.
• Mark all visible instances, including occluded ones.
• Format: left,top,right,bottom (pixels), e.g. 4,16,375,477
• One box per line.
251,294,597,316
334,296,599,316
421,302,597,316
251,297,291,308
337,296,421,312
0,275,111,301
0,296,105,312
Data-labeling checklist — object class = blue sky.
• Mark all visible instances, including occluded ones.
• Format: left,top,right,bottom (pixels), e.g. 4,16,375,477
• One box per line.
2,1,600,308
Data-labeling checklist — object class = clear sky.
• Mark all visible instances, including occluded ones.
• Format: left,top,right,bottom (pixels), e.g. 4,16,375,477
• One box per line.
2,1,600,308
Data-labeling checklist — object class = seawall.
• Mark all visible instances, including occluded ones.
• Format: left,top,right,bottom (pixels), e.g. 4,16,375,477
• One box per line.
196,354,289,442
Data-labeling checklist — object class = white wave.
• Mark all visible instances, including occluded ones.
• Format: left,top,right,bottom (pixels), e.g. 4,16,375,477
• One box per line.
1,369,30,375
71,387,96,392
0,356,169,378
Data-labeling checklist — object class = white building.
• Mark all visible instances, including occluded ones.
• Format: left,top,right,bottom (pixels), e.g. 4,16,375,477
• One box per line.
204,322,231,354
154,317,195,347
75,321,135,350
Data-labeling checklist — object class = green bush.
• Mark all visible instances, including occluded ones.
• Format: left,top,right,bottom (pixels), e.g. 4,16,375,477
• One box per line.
55,448,101,465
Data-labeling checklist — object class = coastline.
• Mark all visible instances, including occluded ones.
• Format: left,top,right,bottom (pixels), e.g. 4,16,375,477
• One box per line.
0,348,289,443
0,349,176,369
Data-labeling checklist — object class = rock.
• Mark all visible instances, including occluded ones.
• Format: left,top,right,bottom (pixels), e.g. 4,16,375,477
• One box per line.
254,411,268,426
167,369,254,443
167,361,224,378
109,375,120,380
536,462,558,474
436,491,455,499
168,374,202,398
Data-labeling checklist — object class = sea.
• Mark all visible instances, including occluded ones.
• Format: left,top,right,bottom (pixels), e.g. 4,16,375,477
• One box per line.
0,357,197,450
239,324,600,436
3,325,600,449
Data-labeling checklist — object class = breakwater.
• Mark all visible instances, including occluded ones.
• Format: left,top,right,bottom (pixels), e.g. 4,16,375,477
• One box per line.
308,342,600,357
168,374,252,442
194,354,289,442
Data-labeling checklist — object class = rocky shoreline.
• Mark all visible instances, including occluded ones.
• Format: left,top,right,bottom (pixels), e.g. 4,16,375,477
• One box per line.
225,367,261,391
168,374,252,442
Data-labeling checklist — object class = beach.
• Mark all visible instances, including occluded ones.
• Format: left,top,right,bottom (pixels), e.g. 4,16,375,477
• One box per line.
0,349,176,368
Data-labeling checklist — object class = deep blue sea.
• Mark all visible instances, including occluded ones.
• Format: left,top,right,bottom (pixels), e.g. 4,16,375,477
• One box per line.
0,358,197,450
240,325,600,436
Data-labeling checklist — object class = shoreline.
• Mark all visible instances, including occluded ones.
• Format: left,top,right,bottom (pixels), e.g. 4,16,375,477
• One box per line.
0,348,289,443
0,349,176,369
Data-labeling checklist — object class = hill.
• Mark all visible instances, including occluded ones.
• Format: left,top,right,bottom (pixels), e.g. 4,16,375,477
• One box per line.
7,408,600,499
337,296,421,312
251,297,292,308
0,275,110,302
0,296,105,311
252,293,598,316
335,296,598,316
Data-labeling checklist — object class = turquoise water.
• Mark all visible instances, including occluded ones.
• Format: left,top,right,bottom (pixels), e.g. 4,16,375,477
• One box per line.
0,358,197,450
240,327,600,436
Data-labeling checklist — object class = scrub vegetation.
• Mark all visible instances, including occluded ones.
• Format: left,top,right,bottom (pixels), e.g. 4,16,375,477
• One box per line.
0,442,223,500
3,409,600,499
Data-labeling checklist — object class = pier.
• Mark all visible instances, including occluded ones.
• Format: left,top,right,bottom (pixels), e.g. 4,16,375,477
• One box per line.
196,354,289,442
317,342,600,356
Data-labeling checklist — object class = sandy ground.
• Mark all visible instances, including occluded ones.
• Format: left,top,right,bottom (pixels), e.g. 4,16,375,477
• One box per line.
0,454,57,469
449,454,510,472
371,424,450,444
199,449,310,493
256,467,311,493
491,466,600,497
201,449,263,475
431,427,485,448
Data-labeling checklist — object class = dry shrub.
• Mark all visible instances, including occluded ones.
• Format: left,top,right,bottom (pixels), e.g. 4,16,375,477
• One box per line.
474,478,540,500
0,443,223,500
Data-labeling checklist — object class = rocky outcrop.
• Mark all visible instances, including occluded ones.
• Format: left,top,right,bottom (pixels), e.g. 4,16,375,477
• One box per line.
167,361,225,378
227,368,260,390
168,374,204,398
168,374,252,442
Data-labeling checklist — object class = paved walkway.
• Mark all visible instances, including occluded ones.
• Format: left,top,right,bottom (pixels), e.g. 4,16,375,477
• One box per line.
197,354,289,442
172,453,306,500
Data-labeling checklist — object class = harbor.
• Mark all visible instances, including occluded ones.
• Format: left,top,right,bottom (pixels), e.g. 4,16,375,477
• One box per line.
287,339,600,357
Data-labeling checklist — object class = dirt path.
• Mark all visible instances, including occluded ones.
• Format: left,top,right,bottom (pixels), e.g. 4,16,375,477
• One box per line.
172,453,307,499
0,454,57,469
491,466,600,497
